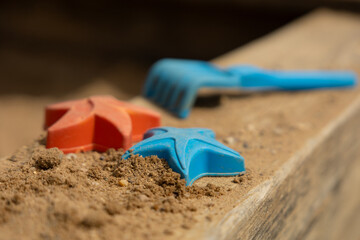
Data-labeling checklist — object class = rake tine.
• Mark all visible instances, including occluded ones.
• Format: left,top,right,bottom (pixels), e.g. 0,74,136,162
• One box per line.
152,72,171,105
143,60,168,97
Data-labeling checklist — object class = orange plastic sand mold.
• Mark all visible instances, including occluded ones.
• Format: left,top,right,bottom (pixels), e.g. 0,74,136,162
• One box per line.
44,95,161,153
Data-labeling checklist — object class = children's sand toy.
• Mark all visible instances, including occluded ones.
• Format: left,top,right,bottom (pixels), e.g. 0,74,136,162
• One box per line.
123,127,245,186
144,58,357,118
44,95,161,153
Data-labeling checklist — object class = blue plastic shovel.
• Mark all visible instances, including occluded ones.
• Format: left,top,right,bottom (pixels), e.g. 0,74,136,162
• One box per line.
143,59,357,118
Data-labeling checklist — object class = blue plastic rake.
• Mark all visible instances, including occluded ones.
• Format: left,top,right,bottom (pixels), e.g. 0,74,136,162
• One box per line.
143,59,357,118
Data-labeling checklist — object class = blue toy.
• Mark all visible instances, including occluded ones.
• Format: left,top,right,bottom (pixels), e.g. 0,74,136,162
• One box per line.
143,59,357,118
122,127,245,186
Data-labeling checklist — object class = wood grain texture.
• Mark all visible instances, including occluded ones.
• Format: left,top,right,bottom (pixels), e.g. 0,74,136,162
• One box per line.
210,96,360,240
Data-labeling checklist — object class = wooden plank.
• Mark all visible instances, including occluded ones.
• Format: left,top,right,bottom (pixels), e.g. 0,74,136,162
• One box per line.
210,96,360,240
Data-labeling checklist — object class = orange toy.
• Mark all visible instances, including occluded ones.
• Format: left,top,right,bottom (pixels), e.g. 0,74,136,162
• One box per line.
44,96,161,153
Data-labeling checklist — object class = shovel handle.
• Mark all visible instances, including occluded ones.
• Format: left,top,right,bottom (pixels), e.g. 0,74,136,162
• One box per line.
228,65,357,90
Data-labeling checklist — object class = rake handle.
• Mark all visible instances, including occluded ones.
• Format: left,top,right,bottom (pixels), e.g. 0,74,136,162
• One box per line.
228,66,357,90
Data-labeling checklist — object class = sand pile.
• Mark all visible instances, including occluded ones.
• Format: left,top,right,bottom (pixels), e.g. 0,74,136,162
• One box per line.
0,137,228,240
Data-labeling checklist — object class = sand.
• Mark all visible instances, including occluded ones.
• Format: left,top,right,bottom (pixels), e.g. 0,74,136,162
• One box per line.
0,136,242,240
